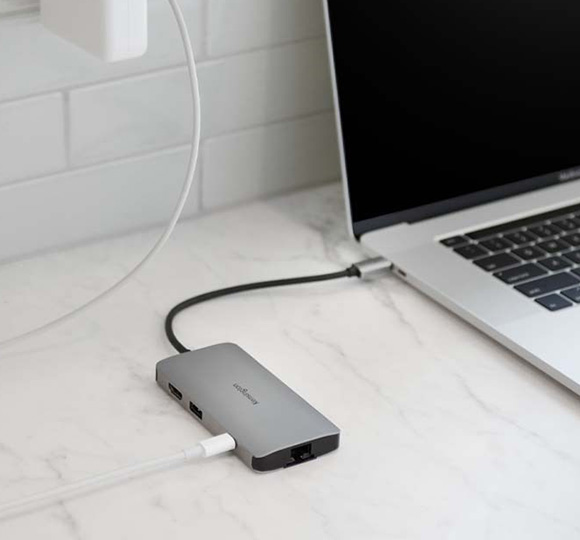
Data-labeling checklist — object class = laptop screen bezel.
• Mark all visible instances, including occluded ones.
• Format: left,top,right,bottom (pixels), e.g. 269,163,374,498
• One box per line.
323,0,579,240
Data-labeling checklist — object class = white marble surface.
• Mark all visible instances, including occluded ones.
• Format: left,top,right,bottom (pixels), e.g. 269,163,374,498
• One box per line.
1,184,580,539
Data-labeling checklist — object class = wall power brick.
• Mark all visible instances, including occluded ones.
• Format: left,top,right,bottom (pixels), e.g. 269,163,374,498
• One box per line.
40,0,148,62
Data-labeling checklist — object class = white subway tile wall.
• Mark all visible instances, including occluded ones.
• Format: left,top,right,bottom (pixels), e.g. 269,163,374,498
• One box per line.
0,0,339,261
203,113,338,209
0,94,66,185
207,0,325,56
0,147,200,262
0,0,35,15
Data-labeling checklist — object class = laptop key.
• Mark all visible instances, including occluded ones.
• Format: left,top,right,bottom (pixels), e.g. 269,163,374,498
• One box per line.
512,245,545,260
529,224,560,238
494,263,547,284
535,294,573,311
515,272,579,297
562,286,580,303
537,256,572,271
441,236,469,248
480,237,513,252
474,253,520,272
553,218,580,232
454,244,488,259
563,250,580,264
561,233,580,247
504,231,536,245
537,239,569,254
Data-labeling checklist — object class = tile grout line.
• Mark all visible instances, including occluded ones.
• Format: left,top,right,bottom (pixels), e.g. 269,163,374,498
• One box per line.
0,144,193,193
0,63,189,107
61,89,72,168
202,108,335,145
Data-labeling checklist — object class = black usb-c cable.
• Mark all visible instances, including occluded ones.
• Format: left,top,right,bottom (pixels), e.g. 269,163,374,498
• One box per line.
165,258,393,353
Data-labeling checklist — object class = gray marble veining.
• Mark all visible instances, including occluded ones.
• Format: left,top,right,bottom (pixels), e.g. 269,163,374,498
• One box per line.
0,184,580,539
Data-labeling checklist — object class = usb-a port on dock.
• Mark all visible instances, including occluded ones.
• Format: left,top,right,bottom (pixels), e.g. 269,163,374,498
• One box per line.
189,401,203,420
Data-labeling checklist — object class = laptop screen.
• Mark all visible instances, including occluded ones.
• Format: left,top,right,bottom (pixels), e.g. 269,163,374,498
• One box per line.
326,1,580,237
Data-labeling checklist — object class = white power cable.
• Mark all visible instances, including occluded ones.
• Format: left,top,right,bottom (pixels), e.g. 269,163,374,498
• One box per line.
0,0,201,351
0,433,236,520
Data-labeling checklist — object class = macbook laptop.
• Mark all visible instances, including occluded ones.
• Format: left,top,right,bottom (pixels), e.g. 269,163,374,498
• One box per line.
324,1,580,394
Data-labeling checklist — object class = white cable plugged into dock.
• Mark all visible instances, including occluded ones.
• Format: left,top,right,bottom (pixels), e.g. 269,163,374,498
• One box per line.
0,434,236,520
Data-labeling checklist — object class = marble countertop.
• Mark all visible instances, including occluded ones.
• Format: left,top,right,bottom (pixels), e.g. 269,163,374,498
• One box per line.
1,184,580,539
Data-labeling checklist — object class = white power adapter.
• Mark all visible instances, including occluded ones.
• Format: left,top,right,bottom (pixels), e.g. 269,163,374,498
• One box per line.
40,0,148,62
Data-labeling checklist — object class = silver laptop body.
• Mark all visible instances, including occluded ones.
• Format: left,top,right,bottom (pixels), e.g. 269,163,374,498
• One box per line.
324,0,580,395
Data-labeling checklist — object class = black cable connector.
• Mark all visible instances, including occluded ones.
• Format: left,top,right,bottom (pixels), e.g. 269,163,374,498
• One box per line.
164,258,392,354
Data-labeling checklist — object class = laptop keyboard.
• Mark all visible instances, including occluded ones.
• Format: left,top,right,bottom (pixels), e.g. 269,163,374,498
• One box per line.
441,202,580,312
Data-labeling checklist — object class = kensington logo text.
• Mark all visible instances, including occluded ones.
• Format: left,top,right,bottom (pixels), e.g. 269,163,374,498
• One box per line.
233,383,259,405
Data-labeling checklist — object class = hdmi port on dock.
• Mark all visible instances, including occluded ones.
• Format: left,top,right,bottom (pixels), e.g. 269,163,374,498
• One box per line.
168,383,182,401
